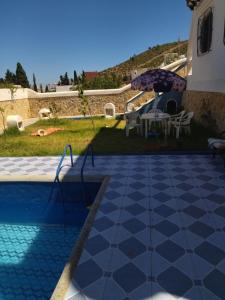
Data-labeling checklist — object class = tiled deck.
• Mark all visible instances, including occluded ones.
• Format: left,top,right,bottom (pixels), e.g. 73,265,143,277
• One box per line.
1,155,225,299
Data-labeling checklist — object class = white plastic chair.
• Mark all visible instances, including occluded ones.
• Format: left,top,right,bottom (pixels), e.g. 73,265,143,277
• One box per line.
147,109,163,129
208,137,225,164
169,111,194,139
168,110,185,136
125,112,142,137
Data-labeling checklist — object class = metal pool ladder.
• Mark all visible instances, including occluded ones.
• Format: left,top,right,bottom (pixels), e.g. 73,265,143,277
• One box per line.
54,144,74,183
81,144,95,205
54,144,95,205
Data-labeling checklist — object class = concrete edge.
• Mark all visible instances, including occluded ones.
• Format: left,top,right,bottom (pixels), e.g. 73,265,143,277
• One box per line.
0,174,105,182
50,175,110,300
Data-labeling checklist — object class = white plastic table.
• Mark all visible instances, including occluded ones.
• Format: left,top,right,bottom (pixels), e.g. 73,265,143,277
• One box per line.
140,112,170,139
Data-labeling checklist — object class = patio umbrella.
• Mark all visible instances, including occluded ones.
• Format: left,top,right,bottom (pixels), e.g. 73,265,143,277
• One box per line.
131,69,186,93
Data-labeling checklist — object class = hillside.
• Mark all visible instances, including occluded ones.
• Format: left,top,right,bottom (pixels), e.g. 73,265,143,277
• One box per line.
101,40,188,78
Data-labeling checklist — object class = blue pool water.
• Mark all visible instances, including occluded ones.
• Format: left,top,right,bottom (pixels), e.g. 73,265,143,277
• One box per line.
0,181,101,300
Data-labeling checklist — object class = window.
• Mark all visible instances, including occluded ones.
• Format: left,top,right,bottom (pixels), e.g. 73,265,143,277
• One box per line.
197,8,213,55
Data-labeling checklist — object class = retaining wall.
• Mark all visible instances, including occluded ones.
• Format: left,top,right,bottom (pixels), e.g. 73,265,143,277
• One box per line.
28,90,138,117
0,88,138,129
183,90,225,132
0,99,31,129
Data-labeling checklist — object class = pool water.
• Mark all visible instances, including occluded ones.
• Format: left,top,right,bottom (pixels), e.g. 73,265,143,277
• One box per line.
0,181,101,300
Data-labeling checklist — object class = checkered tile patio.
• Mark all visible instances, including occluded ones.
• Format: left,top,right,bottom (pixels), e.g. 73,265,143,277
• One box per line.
1,155,225,299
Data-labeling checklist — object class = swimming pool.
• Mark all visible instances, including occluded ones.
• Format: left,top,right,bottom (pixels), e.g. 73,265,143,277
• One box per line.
0,181,101,300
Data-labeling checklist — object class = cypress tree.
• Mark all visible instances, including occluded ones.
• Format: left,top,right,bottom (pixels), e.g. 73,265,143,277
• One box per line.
33,73,38,92
73,70,78,85
45,85,49,92
40,84,43,93
81,71,86,85
59,75,63,85
16,62,30,88
64,72,69,85
5,69,16,84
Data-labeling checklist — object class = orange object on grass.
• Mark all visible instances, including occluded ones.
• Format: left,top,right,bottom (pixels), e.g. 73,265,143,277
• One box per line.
31,128,64,137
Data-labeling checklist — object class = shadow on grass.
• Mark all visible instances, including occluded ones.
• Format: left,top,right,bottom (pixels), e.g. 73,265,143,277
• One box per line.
0,117,216,156
90,120,215,154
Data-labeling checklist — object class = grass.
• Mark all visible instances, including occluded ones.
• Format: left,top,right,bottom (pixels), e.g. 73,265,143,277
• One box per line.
0,117,215,156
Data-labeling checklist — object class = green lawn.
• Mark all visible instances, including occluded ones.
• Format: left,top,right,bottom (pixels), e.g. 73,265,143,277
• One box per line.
0,117,214,156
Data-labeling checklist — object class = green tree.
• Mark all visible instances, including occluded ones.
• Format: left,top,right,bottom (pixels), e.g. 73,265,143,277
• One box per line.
5,69,16,84
77,79,95,133
75,74,122,90
81,71,86,85
45,85,49,92
33,73,38,92
16,62,30,88
73,70,78,85
40,84,43,93
59,75,63,85
58,72,70,85
64,72,69,85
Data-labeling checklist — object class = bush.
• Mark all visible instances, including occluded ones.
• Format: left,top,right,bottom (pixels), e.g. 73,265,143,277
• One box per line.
71,74,123,90
4,127,21,136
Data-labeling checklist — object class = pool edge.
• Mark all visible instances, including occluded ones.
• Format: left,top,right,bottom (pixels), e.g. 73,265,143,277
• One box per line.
50,175,110,300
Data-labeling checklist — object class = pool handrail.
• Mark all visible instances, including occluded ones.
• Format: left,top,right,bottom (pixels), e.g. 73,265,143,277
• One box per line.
81,144,94,184
80,144,95,204
54,144,74,182
53,143,95,206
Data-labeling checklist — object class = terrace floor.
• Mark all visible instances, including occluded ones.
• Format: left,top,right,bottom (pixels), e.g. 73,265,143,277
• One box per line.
1,154,225,299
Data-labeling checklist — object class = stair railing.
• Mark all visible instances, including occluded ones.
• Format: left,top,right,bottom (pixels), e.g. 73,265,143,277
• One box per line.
54,144,74,182
80,144,95,205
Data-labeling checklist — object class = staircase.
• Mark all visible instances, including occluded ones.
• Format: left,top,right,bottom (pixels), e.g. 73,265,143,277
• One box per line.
137,91,183,115
152,93,163,109
125,91,154,112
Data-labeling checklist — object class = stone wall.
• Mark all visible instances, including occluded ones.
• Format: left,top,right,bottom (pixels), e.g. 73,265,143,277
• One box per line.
183,90,225,132
29,90,138,118
0,99,30,129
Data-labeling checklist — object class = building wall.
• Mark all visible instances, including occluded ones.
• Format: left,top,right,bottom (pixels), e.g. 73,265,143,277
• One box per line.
187,0,225,93
183,90,225,131
55,85,73,92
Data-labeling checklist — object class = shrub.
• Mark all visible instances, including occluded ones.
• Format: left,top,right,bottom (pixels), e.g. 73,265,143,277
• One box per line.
4,127,21,136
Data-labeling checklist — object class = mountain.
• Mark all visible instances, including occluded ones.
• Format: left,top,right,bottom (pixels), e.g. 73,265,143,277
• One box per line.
101,40,188,79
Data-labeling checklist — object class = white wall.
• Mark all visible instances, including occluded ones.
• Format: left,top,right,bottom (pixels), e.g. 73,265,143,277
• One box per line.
187,0,225,93
0,85,132,101
0,88,29,102
56,85,73,92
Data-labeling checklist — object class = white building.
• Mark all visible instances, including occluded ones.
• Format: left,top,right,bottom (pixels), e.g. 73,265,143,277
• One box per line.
56,85,73,92
186,0,225,93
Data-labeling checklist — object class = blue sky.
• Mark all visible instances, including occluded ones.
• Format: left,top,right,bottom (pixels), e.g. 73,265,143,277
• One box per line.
0,0,192,85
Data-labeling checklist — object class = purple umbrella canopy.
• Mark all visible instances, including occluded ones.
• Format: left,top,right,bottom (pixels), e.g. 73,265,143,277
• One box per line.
131,69,186,93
